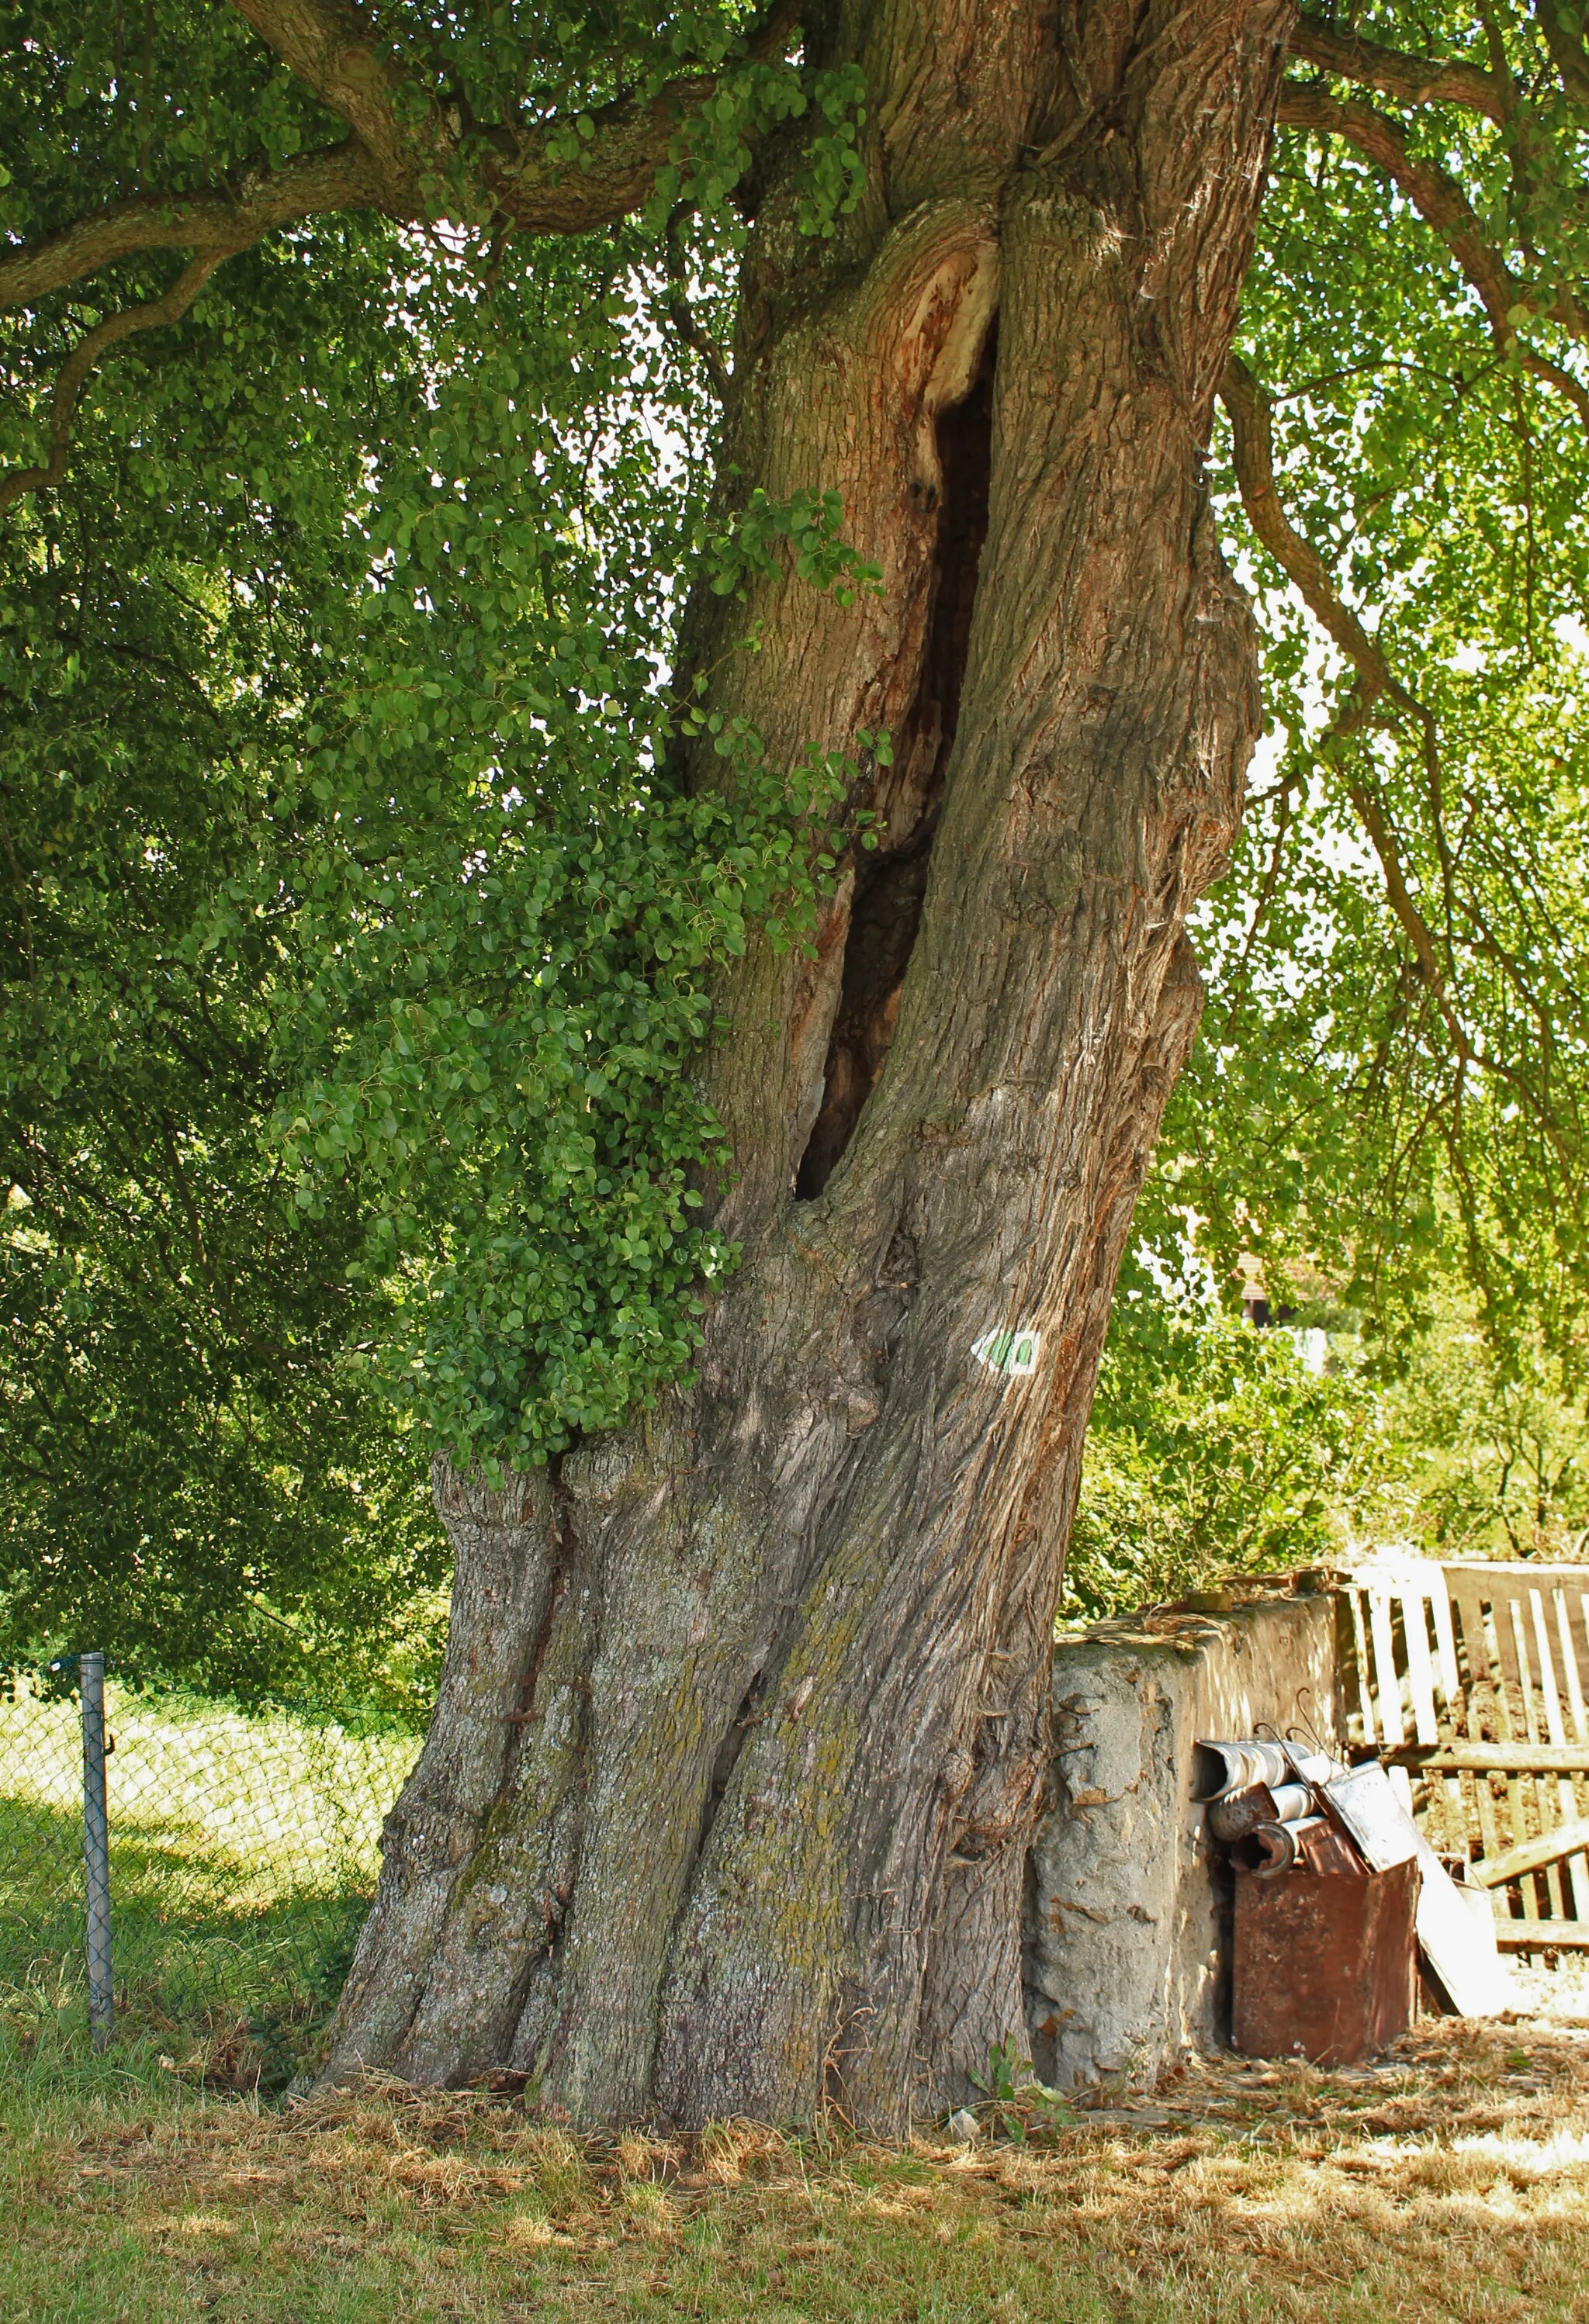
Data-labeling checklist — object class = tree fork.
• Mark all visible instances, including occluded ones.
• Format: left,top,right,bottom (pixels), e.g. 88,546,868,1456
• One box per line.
322,0,1290,2128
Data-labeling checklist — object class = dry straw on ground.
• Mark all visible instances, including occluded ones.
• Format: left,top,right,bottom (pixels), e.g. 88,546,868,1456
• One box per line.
12,1972,1589,2320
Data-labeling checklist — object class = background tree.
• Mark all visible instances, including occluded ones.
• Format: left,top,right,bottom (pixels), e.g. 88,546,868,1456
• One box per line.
0,212,450,1702
2,0,1587,2127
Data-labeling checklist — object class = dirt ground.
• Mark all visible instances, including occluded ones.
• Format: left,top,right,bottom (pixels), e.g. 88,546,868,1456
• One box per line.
11,1961,1589,2322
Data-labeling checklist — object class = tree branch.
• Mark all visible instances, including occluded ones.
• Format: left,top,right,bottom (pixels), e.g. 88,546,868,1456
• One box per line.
0,254,228,516
1530,0,1589,103
222,0,717,227
1220,352,1400,700
0,146,382,313
1277,84,1589,426
1219,381,1577,1182
1287,15,1512,122
1218,353,1453,1009
1,0,800,313
223,0,428,195
664,204,732,403
229,0,802,188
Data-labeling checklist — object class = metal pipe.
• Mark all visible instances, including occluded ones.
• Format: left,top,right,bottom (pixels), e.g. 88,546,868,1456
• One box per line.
1231,1814,1328,1877
79,1651,113,2049
1207,1783,1278,1843
1196,1741,1341,1800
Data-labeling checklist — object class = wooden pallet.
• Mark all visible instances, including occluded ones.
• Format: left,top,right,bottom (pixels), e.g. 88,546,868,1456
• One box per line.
1336,1556,1589,1949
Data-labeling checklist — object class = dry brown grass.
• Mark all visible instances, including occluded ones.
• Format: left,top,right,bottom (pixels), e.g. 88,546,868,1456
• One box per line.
12,1989,1589,2319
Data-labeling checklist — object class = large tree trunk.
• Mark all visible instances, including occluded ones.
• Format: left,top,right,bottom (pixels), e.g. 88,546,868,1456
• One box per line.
321,0,1289,2129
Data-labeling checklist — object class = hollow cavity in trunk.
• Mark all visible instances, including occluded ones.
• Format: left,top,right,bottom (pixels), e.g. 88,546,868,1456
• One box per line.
796,337,995,1199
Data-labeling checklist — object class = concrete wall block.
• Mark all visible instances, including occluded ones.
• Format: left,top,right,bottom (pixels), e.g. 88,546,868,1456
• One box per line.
1024,1589,1341,2091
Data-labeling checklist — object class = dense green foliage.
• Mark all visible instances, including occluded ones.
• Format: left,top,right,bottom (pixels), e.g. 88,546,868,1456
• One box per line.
1075,0,1589,1610
0,216,455,1696
3,0,1589,1672
0,3,877,1687
1069,1286,1589,1618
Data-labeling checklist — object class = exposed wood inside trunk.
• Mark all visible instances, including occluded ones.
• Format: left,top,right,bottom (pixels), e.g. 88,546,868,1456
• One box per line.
322,0,1293,2130
797,338,995,1200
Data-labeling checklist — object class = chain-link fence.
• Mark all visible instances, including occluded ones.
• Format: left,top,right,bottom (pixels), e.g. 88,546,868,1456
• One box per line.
0,1657,423,2087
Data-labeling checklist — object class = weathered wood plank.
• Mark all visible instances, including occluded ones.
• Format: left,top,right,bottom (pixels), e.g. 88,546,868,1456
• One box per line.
1471,1817,1589,1890
1348,1588,1377,1748
1494,1596,1548,1919
1384,1742,1589,1773
1431,1586,1461,1708
1369,1589,1406,1748
1560,1593,1589,1911
1528,1590,1589,1918
1556,1591,1589,1735
1494,1919,1589,1951
1405,1593,1442,1746
1400,1586,1468,1845
1449,1589,1504,1873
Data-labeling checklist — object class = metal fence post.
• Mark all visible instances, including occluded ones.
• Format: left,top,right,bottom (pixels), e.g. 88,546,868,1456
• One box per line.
79,1650,113,2049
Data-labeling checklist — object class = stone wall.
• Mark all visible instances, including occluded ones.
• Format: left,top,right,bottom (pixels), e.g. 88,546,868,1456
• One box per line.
1023,1584,1342,2090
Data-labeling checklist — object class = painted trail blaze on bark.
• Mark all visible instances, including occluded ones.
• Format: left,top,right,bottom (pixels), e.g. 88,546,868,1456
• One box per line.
324,0,1291,2128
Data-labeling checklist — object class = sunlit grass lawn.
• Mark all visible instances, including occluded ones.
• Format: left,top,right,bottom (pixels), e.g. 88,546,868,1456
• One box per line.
9,1689,1589,2317
7,2007,1589,2322
0,1683,419,2086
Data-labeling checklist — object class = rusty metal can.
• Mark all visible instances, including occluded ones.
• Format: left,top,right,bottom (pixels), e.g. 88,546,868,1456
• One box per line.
1231,1856,1419,2064
1208,1781,1314,1843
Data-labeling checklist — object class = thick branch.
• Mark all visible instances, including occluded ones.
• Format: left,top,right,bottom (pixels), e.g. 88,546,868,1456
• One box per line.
1278,84,1589,423
0,146,382,313
224,0,426,192
222,0,726,226
1276,85,1518,334
2,0,794,313
0,254,227,516
229,0,799,176
223,0,807,241
1288,15,1512,121
476,78,730,238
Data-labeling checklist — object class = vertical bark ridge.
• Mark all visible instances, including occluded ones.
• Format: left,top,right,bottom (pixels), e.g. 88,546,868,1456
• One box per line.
912,933,1208,2091
320,1459,559,2079
389,1478,601,2084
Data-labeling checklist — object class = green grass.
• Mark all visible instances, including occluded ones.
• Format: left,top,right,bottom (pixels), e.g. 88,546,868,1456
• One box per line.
9,1688,1589,2316
0,1682,419,2088
5,2019,1589,2321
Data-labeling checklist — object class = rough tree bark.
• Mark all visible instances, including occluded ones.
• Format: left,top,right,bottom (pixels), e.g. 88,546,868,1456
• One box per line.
321,0,1290,2129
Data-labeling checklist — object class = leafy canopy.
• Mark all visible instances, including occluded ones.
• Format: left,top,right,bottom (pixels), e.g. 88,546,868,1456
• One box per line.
0,2,882,1684
2,0,1589,1674
1086,0,1589,1602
